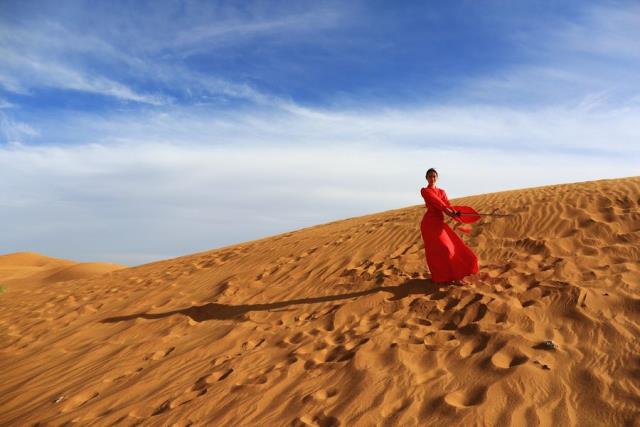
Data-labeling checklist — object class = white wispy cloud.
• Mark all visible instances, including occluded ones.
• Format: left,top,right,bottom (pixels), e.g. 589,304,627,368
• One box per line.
553,5,640,60
0,3,347,108
0,97,14,109
0,113,39,143
1,100,638,264
2,137,633,265
170,8,343,53
458,4,640,109
0,21,167,105
27,102,639,153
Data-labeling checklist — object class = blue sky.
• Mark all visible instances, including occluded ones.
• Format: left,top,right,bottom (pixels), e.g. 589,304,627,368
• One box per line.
1,0,639,265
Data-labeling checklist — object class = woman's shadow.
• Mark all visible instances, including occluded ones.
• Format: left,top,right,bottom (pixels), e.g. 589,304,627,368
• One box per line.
101,278,446,324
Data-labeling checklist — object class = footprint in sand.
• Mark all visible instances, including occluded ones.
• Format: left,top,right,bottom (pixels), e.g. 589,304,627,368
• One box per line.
533,360,552,370
194,256,221,269
423,331,460,351
490,349,529,369
60,391,100,412
176,367,233,406
296,247,318,261
241,374,269,385
303,359,321,370
295,339,325,355
284,333,306,345
458,333,491,358
316,345,356,363
151,400,173,416
144,346,175,361
170,386,208,408
151,298,174,309
443,385,488,408
381,397,413,419
302,387,339,403
309,334,370,365
269,355,299,372
103,366,145,384
208,368,234,382
293,412,340,427
241,338,265,351
355,318,382,334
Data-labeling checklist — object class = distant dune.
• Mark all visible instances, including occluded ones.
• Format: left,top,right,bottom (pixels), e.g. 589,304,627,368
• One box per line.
0,177,638,426
0,252,125,288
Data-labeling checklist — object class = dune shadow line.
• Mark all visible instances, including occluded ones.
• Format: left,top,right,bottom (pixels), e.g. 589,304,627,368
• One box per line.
101,278,443,323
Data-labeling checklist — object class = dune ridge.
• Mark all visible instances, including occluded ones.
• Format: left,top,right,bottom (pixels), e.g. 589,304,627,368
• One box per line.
0,177,639,426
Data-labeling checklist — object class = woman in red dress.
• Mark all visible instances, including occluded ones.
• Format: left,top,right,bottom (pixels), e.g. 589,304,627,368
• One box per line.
420,168,478,283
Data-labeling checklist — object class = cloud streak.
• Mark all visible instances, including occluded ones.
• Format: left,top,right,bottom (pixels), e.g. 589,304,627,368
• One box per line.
0,21,166,104
456,3,640,109
15,101,640,154
0,3,347,107
1,100,638,264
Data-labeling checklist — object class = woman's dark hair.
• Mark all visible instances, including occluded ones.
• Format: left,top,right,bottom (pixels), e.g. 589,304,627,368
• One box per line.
426,168,438,179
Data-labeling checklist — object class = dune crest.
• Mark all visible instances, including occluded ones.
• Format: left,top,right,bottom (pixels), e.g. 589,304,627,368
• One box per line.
0,177,639,426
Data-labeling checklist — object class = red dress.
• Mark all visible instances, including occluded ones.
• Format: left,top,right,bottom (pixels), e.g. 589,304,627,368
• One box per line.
420,187,478,282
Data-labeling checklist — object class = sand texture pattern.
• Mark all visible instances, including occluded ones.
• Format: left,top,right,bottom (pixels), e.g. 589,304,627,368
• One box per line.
1,177,639,426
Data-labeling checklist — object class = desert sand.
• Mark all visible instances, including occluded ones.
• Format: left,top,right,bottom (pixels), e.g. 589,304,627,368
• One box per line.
0,252,125,289
0,177,639,426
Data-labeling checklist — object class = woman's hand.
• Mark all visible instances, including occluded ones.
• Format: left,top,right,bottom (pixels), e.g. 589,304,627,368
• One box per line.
445,208,461,218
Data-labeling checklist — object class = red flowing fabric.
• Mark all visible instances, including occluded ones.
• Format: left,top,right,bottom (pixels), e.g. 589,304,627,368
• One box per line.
420,187,478,282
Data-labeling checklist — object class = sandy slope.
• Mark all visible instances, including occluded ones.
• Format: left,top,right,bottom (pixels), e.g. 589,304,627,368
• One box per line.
0,177,639,426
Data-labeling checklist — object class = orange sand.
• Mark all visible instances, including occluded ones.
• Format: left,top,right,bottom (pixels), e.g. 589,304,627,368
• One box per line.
0,177,639,426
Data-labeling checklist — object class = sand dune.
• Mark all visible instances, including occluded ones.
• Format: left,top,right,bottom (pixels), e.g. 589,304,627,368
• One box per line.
0,252,125,288
0,177,639,426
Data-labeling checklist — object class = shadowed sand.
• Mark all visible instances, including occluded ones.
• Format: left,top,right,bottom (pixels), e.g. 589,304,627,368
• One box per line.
0,177,639,426
101,279,443,323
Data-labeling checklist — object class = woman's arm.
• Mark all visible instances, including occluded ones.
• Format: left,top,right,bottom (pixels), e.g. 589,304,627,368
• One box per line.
440,190,457,217
422,188,455,216
441,189,453,208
